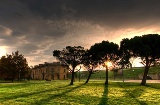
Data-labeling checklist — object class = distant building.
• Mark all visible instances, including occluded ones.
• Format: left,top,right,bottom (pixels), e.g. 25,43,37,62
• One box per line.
31,62,69,80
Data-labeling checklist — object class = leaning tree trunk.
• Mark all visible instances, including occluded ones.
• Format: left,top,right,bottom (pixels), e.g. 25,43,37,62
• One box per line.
85,70,92,83
105,65,109,85
129,62,133,70
70,68,75,85
141,59,150,85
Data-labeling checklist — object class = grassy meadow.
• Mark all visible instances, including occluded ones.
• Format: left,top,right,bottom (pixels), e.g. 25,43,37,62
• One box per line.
76,66,160,80
0,80,160,105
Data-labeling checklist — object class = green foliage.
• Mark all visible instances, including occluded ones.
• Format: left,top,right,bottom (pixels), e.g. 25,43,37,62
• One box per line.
120,34,160,85
119,38,131,68
88,41,119,84
89,40,119,63
53,46,85,68
0,51,30,81
53,46,85,85
0,80,160,105
129,34,160,58
122,34,160,66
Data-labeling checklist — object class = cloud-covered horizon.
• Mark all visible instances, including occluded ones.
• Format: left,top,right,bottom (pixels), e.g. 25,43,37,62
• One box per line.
1,0,160,66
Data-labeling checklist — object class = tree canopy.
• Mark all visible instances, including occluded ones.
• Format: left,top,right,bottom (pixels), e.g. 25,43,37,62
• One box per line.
52,34,160,86
119,38,131,68
53,46,85,85
120,34,160,85
0,51,30,82
88,41,119,84
81,49,99,83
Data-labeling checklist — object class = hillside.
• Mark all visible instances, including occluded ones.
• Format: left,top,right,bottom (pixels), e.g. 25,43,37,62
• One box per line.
73,66,160,80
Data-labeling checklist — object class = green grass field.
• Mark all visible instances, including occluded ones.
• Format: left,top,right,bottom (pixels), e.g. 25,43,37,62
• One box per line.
75,66,160,80
0,80,160,105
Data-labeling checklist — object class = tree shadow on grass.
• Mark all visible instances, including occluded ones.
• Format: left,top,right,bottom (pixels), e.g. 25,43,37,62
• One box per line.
117,82,147,105
145,84,160,90
0,81,13,83
127,88,147,105
98,84,108,105
0,84,70,102
32,83,85,105
0,81,47,88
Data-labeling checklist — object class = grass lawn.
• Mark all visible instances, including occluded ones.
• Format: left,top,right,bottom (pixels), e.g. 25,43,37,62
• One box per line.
77,66,160,80
0,80,160,105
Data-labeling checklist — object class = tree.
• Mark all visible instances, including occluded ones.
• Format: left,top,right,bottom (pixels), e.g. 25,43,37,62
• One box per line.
11,51,30,80
0,54,16,82
119,38,131,69
82,50,99,83
121,34,160,85
0,51,30,82
53,46,85,85
88,41,119,85
0,55,11,80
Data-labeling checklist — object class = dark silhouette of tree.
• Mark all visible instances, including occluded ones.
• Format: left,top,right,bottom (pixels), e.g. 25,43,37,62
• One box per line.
119,38,132,69
0,51,30,82
12,51,30,80
89,41,119,85
0,55,12,80
53,46,85,85
0,54,17,82
121,34,160,85
82,50,99,83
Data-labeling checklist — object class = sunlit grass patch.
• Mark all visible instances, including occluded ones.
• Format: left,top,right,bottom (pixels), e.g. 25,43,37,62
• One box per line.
0,80,160,105
107,82,160,105
138,87,160,104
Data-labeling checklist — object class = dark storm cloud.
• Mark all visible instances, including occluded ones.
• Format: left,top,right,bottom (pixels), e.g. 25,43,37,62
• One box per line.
18,0,74,19
17,0,160,28
1,0,160,65
1,0,160,38
17,44,39,55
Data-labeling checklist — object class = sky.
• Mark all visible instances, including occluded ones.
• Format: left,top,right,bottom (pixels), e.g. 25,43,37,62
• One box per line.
0,0,160,66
